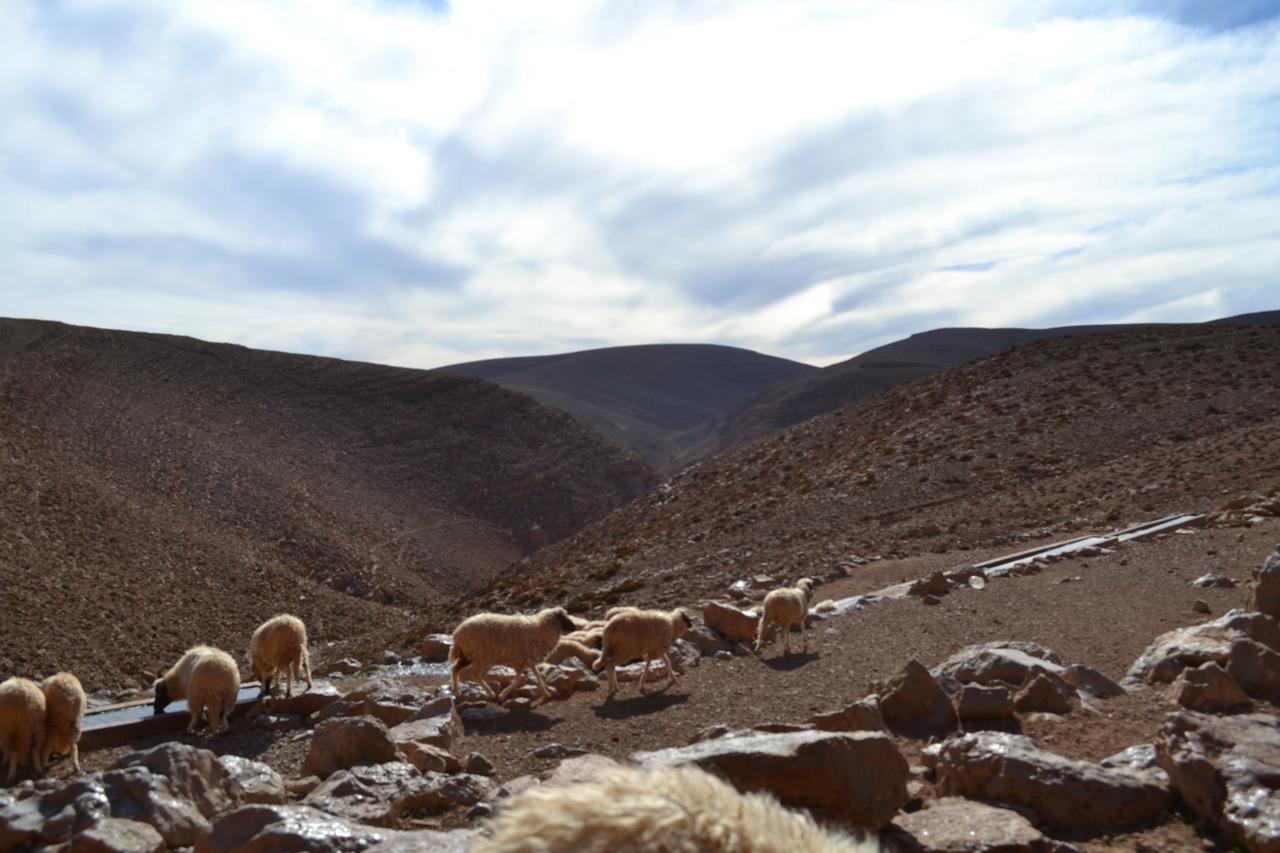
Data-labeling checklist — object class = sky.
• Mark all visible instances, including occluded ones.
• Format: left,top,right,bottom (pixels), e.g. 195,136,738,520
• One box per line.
3,1,1278,368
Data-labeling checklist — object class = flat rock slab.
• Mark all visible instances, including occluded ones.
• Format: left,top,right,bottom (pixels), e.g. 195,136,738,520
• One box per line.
932,642,1064,688
632,729,909,829
389,708,463,754
303,761,495,826
701,602,760,644
1125,610,1280,686
894,796,1054,852
1157,711,1280,853
195,803,408,852
935,731,1170,830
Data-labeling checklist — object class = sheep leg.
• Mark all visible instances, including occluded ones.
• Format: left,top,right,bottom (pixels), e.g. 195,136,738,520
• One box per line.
5,738,17,783
606,662,619,697
187,708,200,735
285,664,294,700
638,656,653,693
754,617,766,654
783,621,792,655
801,618,808,652
531,664,552,702
498,668,525,703
302,650,313,692
664,651,679,685
70,731,81,773
207,702,223,736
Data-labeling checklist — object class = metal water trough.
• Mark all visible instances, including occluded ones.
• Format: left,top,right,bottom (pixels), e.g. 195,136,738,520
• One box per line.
80,683,265,751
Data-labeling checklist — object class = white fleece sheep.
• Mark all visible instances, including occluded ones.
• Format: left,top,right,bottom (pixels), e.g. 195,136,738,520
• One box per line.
755,578,816,656
563,628,604,649
154,645,241,735
450,607,577,703
249,613,312,701
595,607,694,697
545,638,601,668
41,672,85,773
473,764,877,853
0,677,46,783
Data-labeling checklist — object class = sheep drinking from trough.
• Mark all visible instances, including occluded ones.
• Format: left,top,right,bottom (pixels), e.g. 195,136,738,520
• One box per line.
153,645,241,735
473,763,877,853
450,607,577,703
249,613,313,701
755,577,816,656
41,672,85,774
0,677,46,783
595,607,694,697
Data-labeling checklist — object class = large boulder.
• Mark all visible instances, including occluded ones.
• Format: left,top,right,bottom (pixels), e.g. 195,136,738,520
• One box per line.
955,684,1016,722
701,602,760,644
259,680,342,718
303,762,495,826
67,816,166,852
878,661,958,732
108,743,287,814
894,796,1057,852
389,706,464,756
632,729,909,829
1227,638,1280,703
1061,664,1125,699
1125,610,1280,685
302,716,399,779
932,642,1064,687
1157,711,1280,852
417,634,454,662
1174,662,1251,713
934,731,1170,829
1014,674,1075,715
195,804,408,852
1255,547,1280,619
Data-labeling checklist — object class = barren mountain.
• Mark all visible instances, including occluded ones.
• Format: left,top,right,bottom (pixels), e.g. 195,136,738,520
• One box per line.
0,319,656,689
476,323,1280,616
440,344,817,471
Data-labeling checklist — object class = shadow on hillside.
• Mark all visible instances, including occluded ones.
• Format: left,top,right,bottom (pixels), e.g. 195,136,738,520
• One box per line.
760,651,820,672
592,690,690,720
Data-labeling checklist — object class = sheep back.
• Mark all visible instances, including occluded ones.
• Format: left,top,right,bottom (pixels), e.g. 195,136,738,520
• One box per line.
249,614,309,684
450,607,575,671
0,677,47,780
599,608,692,667
41,672,85,759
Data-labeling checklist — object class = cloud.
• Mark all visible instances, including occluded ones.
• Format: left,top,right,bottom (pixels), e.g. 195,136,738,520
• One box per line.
1,0,1277,369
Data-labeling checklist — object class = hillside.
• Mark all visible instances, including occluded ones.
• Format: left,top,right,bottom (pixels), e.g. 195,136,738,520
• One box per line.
0,319,657,688
476,323,1280,615
439,344,817,471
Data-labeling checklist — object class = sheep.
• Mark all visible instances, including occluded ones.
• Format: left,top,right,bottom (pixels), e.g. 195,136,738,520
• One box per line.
473,764,877,853
450,607,577,703
545,638,601,668
755,578,816,656
0,677,46,783
154,645,241,735
40,672,85,774
248,613,313,701
595,607,694,697
563,628,604,649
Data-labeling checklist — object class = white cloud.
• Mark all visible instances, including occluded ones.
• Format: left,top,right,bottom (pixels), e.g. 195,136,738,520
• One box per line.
0,0,1277,368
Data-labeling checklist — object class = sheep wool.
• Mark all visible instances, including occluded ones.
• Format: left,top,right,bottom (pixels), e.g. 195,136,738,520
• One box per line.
755,578,816,656
450,607,577,703
154,645,241,735
0,676,47,783
596,608,694,697
249,613,313,700
545,638,601,669
474,764,878,853
41,672,85,773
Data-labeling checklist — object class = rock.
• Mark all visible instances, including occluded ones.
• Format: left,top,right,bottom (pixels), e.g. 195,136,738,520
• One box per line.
284,776,321,798
417,634,453,662
809,695,887,732
532,743,588,760
1227,638,1280,703
878,660,958,733
1100,744,1169,787
375,650,401,666
326,658,363,676
301,716,399,779
752,722,813,734
1174,662,1251,713
1256,548,1280,619
253,714,303,731
262,681,343,718
108,743,288,814
933,642,1065,687
388,708,463,756
1124,609,1280,685
542,754,621,786
921,594,942,606
463,753,495,776
1157,711,1280,852
196,803,406,852
399,743,461,774
311,680,435,728
702,602,760,644
909,571,951,597
690,724,734,744
955,684,1016,721
894,796,1054,852
63,817,166,853
365,828,482,852
935,731,1170,829
1061,664,1125,699
303,762,495,825
1014,674,1075,715
1193,600,1212,614
1192,574,1236,589
632,729,909,829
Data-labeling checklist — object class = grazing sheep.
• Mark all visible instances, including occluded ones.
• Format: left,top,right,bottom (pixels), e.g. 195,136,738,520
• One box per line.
563,628,604,649
545,638,601,668
595,608,694,697
41,672,85,773
450,607,577,703
249,613,313,700
154,645,241,735
0,677,46,783
755,578,816,656
474,764,876,853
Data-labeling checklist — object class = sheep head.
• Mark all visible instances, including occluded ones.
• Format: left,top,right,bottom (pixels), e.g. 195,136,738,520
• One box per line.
153,679,170,716
546,607,577,634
